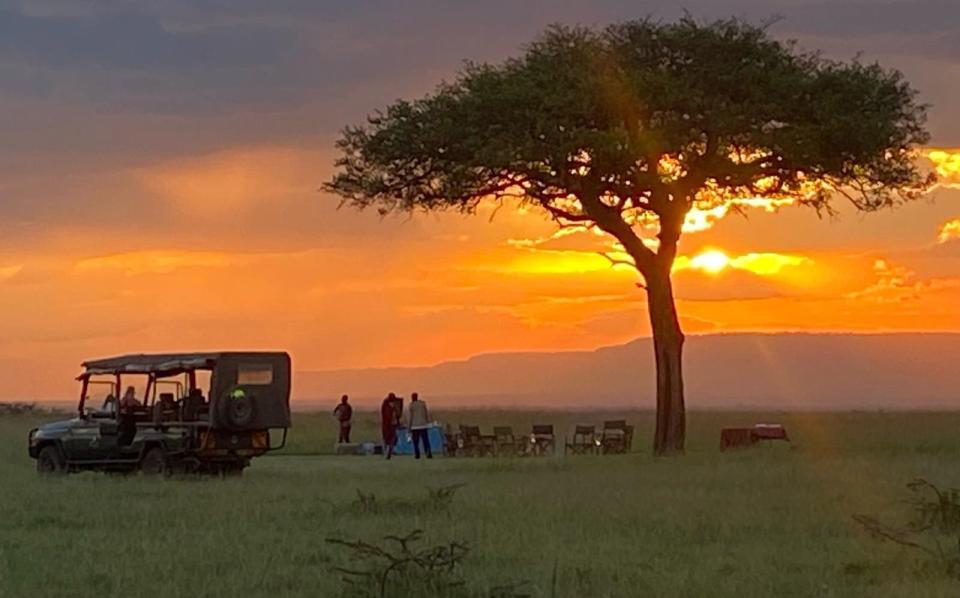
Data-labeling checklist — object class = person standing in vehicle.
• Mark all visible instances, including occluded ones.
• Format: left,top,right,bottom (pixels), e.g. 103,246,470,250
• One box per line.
118,386,140,447
119,386,140,411
380,393,400,460
333,394,353,444
407,392,432,459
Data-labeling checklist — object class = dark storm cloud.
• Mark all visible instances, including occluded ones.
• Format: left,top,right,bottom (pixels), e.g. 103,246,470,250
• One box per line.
0,6,314,115
0,9,294,69
121,0,960,37
1,0,957,115
770,0,960,37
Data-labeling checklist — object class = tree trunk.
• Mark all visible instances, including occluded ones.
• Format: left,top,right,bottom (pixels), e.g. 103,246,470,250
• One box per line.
646,270,686,455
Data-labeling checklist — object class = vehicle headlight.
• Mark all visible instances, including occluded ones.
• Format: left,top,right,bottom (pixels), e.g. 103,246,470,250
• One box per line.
28,428,39,446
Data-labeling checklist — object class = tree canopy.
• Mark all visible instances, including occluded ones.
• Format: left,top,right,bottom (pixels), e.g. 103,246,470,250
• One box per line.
327,17,932,277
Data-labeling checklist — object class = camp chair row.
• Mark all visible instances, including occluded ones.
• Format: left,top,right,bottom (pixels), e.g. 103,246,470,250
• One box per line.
450,424,556,457
565,420,634,455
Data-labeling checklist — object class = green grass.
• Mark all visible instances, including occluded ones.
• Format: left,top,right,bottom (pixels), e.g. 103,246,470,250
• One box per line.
2,410,960,597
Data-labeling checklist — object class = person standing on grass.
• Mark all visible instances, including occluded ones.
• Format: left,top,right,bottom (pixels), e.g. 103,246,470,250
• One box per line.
407,392,432,459
380,392,400,460
333,395,353,444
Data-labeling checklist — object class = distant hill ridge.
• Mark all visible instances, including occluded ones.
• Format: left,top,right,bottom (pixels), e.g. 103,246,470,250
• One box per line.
294,333,960,409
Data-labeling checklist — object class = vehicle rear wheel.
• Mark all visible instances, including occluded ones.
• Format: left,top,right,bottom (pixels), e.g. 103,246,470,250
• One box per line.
140,447,169,476
37,445,66,475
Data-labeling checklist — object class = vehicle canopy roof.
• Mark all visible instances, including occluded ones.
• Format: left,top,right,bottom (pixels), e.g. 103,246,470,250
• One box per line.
80,352,288,378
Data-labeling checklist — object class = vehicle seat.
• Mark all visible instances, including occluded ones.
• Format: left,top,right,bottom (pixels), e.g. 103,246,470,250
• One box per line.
181,389,207,421
154,392,178,424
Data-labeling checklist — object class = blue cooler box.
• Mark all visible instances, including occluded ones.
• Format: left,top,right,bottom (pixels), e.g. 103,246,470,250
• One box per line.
393,424,445,456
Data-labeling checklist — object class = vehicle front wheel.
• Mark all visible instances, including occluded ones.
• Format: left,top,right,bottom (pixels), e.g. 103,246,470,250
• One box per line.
140,447,169,477
37,445,66,475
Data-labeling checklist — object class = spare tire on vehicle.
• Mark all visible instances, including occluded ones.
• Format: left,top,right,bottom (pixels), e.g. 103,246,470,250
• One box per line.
219,387,256,429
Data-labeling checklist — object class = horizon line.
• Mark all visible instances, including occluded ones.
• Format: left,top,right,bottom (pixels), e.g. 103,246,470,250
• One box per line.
300,329,960,374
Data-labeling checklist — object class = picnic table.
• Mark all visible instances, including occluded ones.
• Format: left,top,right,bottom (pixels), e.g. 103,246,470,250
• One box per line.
720,424,789,451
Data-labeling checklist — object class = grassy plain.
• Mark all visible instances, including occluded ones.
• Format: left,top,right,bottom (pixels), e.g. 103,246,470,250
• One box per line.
2,409,960,597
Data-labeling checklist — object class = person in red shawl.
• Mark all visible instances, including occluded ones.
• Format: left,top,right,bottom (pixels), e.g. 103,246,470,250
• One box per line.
380,392,401,459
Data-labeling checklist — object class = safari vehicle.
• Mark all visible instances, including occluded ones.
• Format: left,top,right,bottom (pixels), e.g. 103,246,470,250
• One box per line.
28,352,291,475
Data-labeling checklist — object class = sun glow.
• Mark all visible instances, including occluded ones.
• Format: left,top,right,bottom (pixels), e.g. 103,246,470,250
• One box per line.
675,250,810,277
497,249,613,275
688,250,731,274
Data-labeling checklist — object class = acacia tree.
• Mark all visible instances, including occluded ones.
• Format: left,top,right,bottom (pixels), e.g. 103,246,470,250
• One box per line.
325,18,933,454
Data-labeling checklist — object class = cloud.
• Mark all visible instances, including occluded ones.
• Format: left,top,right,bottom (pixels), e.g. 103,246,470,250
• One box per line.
846,258,960,302
770,1,960,38
929,149,960,188
0,265,22,282
938,219,960,244
0,9,294,70
681,197,798,234
1,0,958,122
730,253,811,276
73,250,235,275
135,146,321,218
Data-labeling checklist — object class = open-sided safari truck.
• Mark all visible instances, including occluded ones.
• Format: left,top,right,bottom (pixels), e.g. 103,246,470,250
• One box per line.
28,352,291,475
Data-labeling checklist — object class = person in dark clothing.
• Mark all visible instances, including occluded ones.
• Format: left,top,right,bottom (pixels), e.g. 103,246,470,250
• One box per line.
119,386,140,411
380,392,401,459
118,386,140,447
407,392,432,459
333,395,353,444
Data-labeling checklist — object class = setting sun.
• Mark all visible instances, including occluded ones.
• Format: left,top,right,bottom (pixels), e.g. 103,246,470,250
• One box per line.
689,250,731,274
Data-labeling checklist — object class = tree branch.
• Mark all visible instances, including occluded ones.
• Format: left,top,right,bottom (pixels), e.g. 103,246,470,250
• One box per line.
579,191,657,274
597,251,637,270
541,202,593,224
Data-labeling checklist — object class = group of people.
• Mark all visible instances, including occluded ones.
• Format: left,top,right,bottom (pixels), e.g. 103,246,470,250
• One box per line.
97,385,211,448
99,385,144,416
333,392,433,460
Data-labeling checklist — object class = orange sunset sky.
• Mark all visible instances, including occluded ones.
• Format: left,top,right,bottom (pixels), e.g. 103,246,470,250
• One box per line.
1,1,959,399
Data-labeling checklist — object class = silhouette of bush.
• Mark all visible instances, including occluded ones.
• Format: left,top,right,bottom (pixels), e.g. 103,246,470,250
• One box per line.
854,478,960,577
325,529,469,598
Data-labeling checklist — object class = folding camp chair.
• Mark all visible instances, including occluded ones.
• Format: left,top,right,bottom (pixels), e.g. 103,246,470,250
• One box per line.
530,424,555,456
565,424,598,455
459,425,495,457
601,420,633,454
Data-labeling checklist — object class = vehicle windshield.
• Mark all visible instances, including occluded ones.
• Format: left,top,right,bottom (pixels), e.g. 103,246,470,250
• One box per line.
79,367,217,420
84,380,117,418
83,376,149,415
